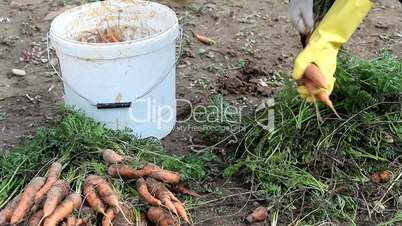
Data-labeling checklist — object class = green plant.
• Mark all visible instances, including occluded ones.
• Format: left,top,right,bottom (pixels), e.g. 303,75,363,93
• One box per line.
227,51,402,224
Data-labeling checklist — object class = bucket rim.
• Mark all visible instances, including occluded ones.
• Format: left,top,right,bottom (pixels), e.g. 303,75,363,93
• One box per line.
49,0,179,47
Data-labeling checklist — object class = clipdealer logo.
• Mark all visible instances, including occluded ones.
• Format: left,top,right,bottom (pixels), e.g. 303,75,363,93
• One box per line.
127,97,275,132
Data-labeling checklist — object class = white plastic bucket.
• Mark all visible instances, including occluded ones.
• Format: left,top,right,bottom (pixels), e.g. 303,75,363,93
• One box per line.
49,0,180,139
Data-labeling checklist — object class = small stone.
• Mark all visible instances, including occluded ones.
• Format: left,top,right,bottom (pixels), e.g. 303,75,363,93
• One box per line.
11,68,26,76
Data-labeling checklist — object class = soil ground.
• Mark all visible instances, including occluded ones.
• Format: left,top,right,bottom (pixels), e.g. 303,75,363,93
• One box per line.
0,0,401,225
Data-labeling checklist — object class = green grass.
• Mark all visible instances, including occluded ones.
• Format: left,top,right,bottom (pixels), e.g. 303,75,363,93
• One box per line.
223,51,402,225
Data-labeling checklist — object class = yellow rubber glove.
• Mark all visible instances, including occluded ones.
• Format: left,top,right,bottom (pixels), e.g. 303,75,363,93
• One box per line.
293,0,373,102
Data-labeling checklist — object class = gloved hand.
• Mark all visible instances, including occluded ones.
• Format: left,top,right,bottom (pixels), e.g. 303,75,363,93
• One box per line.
293,0,373,106
289,0,314,36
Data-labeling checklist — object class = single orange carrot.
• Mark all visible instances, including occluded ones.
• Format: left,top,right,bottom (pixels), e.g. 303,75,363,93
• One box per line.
43,193,82,226
43,180,70,218
173,201,190,224
10,177,46,224
34,162,63,205
108,164,181,184
194,33,215,45
108,164,144,178
143,164,181,184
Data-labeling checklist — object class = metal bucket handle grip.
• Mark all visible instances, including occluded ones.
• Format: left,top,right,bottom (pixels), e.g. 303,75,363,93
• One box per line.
47,27,183,109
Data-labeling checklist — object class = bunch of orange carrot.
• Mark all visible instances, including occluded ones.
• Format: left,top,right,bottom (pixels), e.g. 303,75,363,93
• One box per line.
0,162,129,226
0,149,199,226
0,162,88,226
104,149,200,226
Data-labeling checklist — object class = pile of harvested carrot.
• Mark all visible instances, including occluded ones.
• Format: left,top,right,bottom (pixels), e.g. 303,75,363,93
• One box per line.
104,149,200,226
0,162,89,226
0,148,199,226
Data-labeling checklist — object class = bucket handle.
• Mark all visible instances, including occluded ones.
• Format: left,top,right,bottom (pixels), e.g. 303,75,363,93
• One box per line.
47,27,184,109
